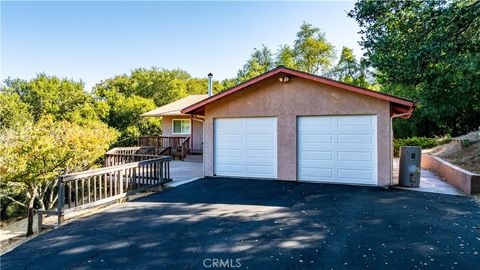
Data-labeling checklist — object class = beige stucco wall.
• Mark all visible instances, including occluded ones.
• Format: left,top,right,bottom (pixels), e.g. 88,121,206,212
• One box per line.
203,76,392,186
162,115,204,151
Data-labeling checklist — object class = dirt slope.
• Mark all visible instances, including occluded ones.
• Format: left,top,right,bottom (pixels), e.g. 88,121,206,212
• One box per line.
427,141,480,174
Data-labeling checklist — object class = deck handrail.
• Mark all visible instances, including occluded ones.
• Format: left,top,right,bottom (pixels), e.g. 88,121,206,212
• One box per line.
105,146,156,155
104,150,163,167
138,135,190,160
64,157,169,180
158,146,172,156
138,136,187,150
38,156,172,231
181,137,191,159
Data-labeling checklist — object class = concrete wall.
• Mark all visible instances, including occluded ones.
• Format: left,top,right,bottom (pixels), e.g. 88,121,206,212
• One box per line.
421,154,480,195
162,115,203,151
203,75,392,186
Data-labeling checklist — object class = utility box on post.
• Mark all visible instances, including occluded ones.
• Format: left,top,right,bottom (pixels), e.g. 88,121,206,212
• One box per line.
399,146,422,187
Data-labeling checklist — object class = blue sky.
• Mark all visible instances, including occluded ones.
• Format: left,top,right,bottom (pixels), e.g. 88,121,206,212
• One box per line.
1,1,362,91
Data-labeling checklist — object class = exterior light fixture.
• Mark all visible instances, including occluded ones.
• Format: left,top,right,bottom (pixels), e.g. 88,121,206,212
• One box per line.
279,76,290,83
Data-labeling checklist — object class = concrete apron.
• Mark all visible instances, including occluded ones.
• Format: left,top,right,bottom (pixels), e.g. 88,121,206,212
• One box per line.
169,159,465,196
392,158,465,196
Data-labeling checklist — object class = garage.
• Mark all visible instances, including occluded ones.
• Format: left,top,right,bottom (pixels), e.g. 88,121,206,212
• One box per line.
183,67,415,185
214,117,277,178
298,115,377,185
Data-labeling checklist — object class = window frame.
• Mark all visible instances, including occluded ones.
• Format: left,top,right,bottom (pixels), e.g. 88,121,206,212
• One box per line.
172,119,191,135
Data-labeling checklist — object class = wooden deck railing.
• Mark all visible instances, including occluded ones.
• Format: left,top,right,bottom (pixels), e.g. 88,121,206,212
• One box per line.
106,146,156,155
104,147,167,167
138,136,190,160
138,136,187,152
37,156,172,231
181,137,190,159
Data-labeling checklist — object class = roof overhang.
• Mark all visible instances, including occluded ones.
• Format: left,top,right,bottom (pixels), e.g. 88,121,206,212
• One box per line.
142,94,209,117
182,66,416,118
141,110,185,117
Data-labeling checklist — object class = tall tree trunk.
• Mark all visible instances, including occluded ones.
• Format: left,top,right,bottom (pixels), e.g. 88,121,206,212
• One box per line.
26,189,37,237
26,207,34,237
1,201,10,221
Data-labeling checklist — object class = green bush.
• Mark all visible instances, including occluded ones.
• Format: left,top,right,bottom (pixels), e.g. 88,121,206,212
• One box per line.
393,136,451,157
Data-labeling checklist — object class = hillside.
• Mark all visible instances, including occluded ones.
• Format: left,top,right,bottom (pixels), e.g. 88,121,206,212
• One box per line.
426,131,480,174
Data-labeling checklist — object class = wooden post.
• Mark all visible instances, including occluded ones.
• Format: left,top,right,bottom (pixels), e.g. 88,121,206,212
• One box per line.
190,115,194,150
75,179,79,207
57,177,65,226
68,182,72,208
104,174,108,198
98,174,102,199
37,211,43,233
109,173,113,197
81,179,85,205
167,161,170,180
119,170,124,194
87,178,91,203
93,175,97,201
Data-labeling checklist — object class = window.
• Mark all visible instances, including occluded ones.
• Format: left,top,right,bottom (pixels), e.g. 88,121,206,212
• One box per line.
172,119,191,134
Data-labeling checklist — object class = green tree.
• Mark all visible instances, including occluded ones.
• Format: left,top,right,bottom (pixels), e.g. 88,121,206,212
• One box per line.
185,78,222,95
0,93,32,129
292,22,335,74
221,78,240,90
275,45,297,69
96,91,162,146
1,74,101,124
94,68,206,107
330,47,372,88
0,117,118,235
349,0,480,136
230,22,337,84
236,45,275,83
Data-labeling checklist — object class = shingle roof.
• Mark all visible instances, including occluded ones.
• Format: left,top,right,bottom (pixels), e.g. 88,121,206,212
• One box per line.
142,94,209,117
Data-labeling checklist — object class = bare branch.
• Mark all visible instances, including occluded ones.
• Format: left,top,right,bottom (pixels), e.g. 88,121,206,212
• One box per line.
0,194,27,208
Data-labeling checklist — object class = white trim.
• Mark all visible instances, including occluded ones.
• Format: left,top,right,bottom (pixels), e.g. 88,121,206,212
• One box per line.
172,119,191,135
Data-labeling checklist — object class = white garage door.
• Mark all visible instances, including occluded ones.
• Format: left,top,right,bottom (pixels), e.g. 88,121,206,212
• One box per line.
298,115,377,185
214,117,277,178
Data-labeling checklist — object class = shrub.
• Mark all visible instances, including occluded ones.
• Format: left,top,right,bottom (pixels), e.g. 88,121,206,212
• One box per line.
393,136,451,157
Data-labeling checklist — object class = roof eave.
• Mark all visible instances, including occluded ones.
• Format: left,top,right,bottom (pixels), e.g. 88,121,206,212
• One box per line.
182,66,416,115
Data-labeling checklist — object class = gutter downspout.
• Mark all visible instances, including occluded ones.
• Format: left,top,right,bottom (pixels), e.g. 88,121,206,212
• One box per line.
389,110,414,187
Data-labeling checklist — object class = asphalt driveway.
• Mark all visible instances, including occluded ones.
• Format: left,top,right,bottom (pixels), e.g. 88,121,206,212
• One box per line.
2,178,480,269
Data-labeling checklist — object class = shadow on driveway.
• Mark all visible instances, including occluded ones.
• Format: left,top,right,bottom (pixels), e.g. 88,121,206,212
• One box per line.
1,178,479,269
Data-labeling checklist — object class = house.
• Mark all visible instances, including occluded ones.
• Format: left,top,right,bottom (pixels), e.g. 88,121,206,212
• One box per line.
146,66,415,186
141,94,208,156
